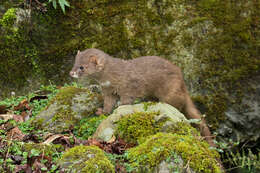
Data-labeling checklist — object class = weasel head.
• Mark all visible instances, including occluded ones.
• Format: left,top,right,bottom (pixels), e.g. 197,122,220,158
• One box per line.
70,49,106,79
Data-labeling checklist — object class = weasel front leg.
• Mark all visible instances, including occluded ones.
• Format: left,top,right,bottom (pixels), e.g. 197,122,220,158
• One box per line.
102,93,117,114
120,95,135,105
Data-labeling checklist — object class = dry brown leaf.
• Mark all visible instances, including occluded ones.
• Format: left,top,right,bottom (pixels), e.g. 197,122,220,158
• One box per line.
7,127,26,141
0,114,23,123
14,99,30,111
13,114,24,123
14,164,30,173
32,159,47,172
0,105,8,114
0,114,15,121
87,139,104,149
107,135,116,143
43,134,64,145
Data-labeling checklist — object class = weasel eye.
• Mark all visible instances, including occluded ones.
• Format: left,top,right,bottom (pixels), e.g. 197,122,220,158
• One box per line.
79,66,84,70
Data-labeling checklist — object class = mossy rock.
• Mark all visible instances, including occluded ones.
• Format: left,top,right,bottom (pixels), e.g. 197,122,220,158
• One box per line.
92,102,188,143
126,132,222,173
59,145,114,173
115,112,200,145
31,86,102,133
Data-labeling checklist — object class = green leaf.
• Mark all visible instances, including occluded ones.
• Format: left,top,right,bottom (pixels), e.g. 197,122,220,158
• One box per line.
41,167,48,171
52,0,57,9
58,0,70,14
30,149,41,157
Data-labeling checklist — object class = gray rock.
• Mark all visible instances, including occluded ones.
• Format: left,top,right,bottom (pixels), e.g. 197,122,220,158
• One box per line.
218,78,260,143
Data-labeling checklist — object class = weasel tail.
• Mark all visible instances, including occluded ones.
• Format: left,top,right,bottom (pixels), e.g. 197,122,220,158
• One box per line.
184,94,215,146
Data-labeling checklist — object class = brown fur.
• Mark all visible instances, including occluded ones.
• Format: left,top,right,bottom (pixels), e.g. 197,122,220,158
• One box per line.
70,48,215,146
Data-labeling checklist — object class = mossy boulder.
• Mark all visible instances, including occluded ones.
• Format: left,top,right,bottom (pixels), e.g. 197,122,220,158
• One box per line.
126,132,221,173
59,145,114,173
31,86,102,133
92,102,188,143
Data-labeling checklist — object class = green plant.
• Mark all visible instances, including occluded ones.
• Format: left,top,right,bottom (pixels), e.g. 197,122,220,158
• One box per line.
73,115,107,139
224,149,260,172
48,0,70,14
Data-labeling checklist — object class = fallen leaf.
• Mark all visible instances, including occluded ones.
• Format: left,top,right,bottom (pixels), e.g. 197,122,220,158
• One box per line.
0,105,8,114
14,99,30,112
21,111,30,121
13,114,24,123
0,114,15,121
7,127,26,141
43,134,64,145
107,135,116,143
32,159,47,172
14,164,30,173
0,114,23,123
11,155,23,164
87,139,104,149
115,162,127,173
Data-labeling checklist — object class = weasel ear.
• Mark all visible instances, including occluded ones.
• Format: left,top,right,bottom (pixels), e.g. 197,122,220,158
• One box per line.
77,50,80,55
90,56,105,71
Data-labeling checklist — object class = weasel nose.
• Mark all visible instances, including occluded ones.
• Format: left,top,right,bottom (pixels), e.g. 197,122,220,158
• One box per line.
69,71,74,77
70,71,79,78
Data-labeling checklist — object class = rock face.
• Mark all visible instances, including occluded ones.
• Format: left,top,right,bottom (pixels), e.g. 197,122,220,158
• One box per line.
218,79,260,143
32,86,102,133
58,145,114,173
92,102,187,142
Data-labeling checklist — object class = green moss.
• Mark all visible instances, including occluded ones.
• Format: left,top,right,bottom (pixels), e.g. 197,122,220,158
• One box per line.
126,132,221,173
142,101,156,111
49,86,89,106
0,8,16,27
167,121,201,137
59,145,115,173
115,112,167,144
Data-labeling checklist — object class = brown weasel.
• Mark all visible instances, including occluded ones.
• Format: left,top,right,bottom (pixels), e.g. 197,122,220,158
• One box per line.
70,48,215,146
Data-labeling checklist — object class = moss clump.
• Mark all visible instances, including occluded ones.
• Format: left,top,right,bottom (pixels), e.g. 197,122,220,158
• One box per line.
0,8,16,28
49,86,91,106
143,101,157,111
59,145,114,173
115,112,166,144
126,132,221,173
167,121,201,137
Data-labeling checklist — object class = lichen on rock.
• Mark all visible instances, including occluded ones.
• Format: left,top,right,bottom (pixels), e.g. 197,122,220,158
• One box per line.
31,86,102,133
59,145,115,173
